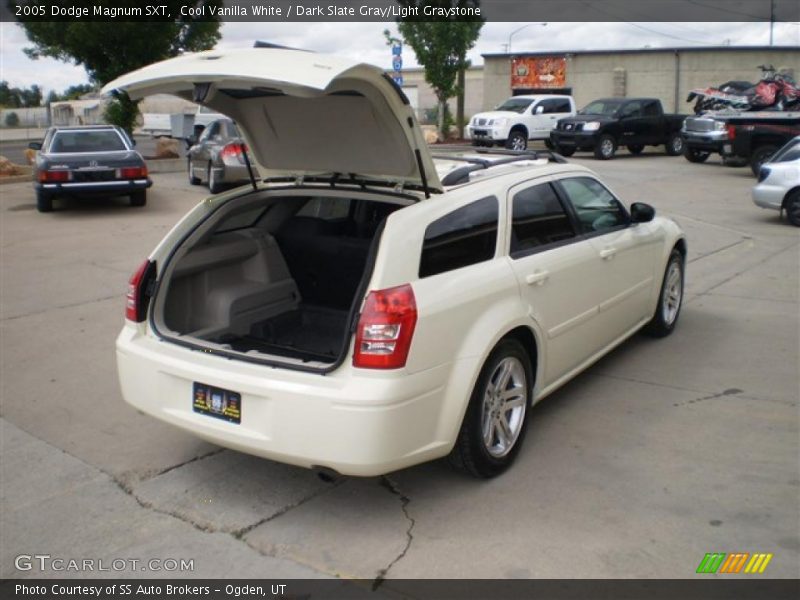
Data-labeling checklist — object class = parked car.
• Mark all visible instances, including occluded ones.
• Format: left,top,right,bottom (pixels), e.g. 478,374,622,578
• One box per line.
467,95,576,150
30,125,151,213
105,49,686,479
752,135,800,226
683,111,800,175
550,98,686,159
187,118,257,193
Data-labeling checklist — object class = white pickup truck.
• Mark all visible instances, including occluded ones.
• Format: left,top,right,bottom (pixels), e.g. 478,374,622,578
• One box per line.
467,94,576,150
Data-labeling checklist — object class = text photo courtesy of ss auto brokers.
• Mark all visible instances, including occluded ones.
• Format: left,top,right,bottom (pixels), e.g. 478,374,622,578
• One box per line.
0,2,798,598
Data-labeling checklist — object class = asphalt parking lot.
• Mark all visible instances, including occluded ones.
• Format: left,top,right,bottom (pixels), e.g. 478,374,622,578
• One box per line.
0,149,798,581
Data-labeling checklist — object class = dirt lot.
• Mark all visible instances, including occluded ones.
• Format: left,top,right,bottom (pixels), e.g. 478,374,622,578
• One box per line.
1,151,798,581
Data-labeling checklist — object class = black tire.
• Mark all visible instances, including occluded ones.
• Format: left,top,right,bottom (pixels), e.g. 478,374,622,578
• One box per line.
749,145,778,177
784,190,800,227
505,130,528,151
643,249,684,338
544,138,554,150
188,159,201,185
627,144,645,155
36,190,52,213
684,147,711,163
594,134,617,160
665,133,684,156
207,163,224,194
556,145,575,157
130,191,147,207
449,338,532,478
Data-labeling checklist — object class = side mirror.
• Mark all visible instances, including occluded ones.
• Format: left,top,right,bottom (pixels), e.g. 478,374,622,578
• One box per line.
28,142,42,150
534,105,544,115
630,202,655,223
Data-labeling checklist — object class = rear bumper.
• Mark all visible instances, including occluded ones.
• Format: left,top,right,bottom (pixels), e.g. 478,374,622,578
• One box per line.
116,326,465,476
36,179,151,196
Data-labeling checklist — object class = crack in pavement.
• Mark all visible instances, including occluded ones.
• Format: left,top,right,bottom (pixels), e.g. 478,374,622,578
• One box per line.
372,475,415,590
673,388,743,408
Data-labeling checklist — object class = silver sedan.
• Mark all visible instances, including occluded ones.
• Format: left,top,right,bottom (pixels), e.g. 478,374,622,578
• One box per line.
187,118,258,193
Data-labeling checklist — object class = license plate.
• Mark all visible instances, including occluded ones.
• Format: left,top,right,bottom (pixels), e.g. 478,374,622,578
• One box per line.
723,144,732,153
193,382,241,424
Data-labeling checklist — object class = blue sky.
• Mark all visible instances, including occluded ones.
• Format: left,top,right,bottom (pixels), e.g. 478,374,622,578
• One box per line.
1,21,797,94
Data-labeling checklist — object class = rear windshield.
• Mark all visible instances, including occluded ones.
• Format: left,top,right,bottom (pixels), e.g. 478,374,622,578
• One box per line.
770,140,800,163
50,130,127,153
495,98,533,113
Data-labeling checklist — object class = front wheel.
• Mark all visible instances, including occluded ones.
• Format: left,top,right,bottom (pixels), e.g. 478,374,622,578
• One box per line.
784,190,800,227
188,159,201,185
449,339,532,478
594,135,617,160
750,145,778,177
556,145,576,157
505,130,528,151
684,147,710,163
643,249,684,338
665,133,684,156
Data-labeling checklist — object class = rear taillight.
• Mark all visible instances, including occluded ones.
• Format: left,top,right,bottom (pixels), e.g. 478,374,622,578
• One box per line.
726,124,737,140
118,166,148,179
220,142,247,164
38,169,71,183
758,166,771,183
353,284,417,369
126,260,156,323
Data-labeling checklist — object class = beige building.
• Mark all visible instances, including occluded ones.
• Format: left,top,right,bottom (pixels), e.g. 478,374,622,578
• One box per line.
481,46,799,114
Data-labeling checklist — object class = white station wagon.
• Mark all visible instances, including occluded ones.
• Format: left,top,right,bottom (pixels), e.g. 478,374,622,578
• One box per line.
106,49,686,478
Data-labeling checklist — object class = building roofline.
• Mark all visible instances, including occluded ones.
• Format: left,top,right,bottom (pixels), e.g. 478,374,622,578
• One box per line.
482,45,799,59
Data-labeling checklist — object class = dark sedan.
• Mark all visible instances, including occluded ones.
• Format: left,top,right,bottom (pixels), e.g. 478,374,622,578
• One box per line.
187,118,257,194
31,125,152,212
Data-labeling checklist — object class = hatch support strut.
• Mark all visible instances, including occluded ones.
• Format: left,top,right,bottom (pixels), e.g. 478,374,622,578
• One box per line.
241,144,258,191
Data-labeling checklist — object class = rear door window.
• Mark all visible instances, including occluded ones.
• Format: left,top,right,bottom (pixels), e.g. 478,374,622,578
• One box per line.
420,196,498,278
558,177,629,234
510,183,576,257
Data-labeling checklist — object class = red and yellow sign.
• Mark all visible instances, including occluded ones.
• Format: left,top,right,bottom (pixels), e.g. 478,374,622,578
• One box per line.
511,57,567,90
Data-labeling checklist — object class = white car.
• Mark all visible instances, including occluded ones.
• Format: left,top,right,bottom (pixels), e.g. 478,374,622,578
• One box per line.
752,135,800,226
467,95,576,151
105,49,686,478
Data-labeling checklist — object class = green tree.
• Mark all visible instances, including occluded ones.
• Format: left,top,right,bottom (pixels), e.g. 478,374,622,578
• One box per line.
13,1,223,134
391,1,483,140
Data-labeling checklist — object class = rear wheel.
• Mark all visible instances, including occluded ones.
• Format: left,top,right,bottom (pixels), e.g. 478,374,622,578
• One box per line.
449,339,532,478
684,147,711,163
188,159,201,185
208,163,224,194
594,135,617,160
665,133,684,156
505,130,528,151
750,145,778,177
627,144,645,155
36,190,52,213
785,190,800,227
544,138,554,150
130,190,147,207
643,249,684,338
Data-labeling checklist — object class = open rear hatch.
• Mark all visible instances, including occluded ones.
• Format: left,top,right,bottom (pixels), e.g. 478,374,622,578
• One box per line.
102,48,442,195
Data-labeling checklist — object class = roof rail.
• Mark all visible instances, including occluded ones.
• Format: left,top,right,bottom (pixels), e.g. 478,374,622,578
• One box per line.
433,145,568,186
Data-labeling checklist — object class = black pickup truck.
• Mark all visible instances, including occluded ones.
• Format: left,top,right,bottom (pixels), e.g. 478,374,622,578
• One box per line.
682,111,800,175
550,98,686,160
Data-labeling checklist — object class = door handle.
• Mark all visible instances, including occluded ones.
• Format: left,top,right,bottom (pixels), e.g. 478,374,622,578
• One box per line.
526,270,550,286
600,247,617,260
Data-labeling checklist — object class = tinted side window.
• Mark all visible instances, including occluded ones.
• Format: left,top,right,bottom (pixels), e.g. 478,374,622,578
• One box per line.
296,197,351,221
541,98,571,114
511,183,576,256
643,100,660,116
420,196,498,278
559,177,629,234
620,101,643,118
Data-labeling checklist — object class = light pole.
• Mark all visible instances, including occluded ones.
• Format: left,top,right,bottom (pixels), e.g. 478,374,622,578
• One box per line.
506,22,547,54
